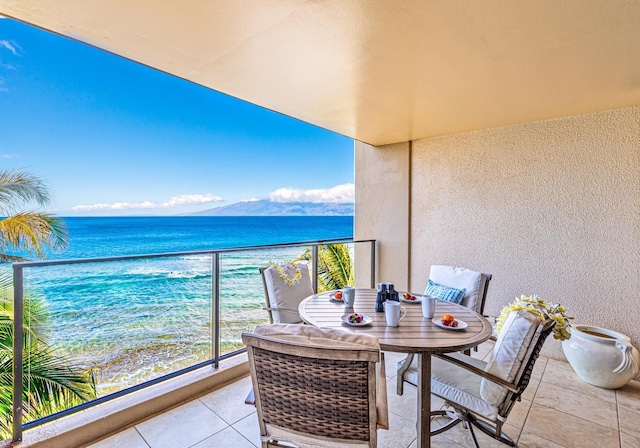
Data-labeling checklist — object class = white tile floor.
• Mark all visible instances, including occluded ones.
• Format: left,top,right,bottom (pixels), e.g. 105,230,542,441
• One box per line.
88,342,640,448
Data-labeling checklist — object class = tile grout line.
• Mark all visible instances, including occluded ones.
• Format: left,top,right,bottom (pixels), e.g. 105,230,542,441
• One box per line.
520,430,570,448
531,401,620,441
134,426,152,448
195,397,258,447
528,356,548,404
514,358,548,445
234,424,260,448
532,360,624,444
230,410,261,448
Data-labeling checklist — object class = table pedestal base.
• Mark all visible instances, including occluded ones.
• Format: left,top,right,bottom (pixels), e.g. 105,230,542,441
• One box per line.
416,353,431,448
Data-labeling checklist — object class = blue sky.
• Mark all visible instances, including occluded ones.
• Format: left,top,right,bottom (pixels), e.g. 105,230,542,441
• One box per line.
0,18,354,216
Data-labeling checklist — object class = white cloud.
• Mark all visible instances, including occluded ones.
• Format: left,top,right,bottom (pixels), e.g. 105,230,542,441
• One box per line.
2,153,20,159
247,183,354,203
0,40,18,55
72,194,223,211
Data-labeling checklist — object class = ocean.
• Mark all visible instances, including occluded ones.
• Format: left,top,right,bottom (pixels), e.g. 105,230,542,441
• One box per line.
20,216,353,394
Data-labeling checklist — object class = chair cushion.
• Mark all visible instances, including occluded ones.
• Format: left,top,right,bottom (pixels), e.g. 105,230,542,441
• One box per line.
401,352,500,421
429,265,485,313
480,310,541,406
254,323,380,351
262,263,313,323
424,279,466,305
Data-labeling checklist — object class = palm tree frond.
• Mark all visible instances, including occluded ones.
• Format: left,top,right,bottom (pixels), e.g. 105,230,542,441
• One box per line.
0,212,69,261
0,170,51,213
299,243,354,292
0,170,90,439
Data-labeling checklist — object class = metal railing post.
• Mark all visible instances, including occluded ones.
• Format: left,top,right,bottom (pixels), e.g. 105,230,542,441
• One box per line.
12,266,24,442
211,253,220,369
370,240,376,288
312,245,319,293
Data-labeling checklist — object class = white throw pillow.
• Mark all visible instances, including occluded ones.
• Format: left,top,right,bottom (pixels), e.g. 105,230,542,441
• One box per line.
262,263,313,323
480,310,540,406
429,265,484,313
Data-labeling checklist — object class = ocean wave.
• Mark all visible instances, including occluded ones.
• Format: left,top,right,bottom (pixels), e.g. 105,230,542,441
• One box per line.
127,266,211,279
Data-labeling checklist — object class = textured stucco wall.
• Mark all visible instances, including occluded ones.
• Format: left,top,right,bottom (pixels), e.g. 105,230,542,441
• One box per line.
354,141,410,291
410,107,640,360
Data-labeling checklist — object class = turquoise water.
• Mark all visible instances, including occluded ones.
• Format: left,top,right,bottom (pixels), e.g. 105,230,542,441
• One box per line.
22,216,353,394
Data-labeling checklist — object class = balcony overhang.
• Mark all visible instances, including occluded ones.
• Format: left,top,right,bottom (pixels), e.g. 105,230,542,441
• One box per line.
1,1,640,145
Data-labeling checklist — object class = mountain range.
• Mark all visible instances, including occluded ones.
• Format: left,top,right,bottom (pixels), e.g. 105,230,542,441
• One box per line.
187,200,354,216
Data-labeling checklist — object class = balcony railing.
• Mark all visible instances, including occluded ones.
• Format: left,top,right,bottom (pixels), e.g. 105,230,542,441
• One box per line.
11,238,376,442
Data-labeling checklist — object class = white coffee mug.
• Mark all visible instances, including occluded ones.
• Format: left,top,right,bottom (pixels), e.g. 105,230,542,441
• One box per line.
385,300,406,327
422,295,437,319
342,286,356,308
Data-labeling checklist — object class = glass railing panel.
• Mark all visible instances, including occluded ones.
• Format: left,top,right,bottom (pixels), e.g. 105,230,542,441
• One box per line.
22,255,214,399
218,246,307,356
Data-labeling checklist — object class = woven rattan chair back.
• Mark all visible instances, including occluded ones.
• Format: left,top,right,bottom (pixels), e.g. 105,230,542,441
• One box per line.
243,329,383,447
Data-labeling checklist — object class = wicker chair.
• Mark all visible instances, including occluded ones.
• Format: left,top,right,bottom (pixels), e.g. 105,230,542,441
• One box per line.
242,324,389,447
260,263,313,324
427,311,555,447
397,265,492,395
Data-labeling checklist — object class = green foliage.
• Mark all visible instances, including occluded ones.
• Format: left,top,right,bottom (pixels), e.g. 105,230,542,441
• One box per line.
300,243,354,292
0,170,69,262
0,276,97,439
0,169,94,440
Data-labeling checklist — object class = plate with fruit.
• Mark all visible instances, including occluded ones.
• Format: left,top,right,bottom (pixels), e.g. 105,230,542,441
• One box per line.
342,313,373,327
329,291,344,303
400,293,422,304
432,314,468,330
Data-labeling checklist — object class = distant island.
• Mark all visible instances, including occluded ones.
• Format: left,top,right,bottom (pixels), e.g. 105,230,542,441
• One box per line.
186,200,354,216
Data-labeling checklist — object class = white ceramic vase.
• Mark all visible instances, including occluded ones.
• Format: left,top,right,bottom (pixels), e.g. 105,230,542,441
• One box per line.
562,325,639,389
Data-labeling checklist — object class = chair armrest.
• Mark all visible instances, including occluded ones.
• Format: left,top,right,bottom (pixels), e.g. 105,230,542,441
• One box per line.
376,352,389,430
397,353,415,376
434,353,519,393
262,307,301,316
245,388,255,406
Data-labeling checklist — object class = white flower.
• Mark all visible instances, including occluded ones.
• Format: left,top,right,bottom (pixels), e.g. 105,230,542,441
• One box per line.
268,262,302,286
496,295,572,341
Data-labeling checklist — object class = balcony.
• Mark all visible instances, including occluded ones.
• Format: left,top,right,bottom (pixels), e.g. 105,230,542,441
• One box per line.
7,238,640,447
2,3,639,447
17,341,640,448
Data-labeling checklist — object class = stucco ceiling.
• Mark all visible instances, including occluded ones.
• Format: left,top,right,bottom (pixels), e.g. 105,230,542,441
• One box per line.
2,1,640,146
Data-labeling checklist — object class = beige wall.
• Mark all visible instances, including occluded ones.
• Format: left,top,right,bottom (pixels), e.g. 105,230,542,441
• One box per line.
354,141,411,291
356,106,640,362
